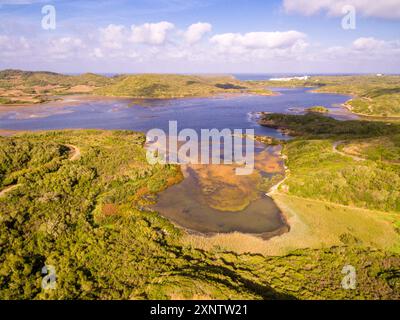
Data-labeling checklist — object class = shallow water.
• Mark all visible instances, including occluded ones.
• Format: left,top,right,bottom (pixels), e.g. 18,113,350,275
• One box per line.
152,144,288,238
0,87,354,136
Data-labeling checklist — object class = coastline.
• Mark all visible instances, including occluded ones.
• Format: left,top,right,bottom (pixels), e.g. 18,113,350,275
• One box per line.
342,101,400,120
0,89,277,109
310,88,400,120
0,94,132,109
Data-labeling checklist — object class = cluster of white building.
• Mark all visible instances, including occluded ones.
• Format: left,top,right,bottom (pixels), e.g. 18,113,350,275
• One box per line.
269,76,310,82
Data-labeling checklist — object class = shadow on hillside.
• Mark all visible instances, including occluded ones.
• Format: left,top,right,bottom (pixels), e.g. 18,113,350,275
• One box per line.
173,262,296,300
367,87,400,98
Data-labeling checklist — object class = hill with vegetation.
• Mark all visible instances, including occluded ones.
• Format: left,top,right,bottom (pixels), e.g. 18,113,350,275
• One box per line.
0,70,273,105
0,69,113,105
95,74,272,99
260,112,400,226
0,130,399,299
261,75,400,117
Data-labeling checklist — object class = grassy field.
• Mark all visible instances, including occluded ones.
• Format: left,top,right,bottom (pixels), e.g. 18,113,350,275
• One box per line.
261,75,400,117
1,130,399,300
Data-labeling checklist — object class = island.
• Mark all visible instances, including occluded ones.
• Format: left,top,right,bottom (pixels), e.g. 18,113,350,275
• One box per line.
305,106,329,113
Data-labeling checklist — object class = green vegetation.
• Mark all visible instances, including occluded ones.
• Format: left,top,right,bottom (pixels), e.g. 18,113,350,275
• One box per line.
0,97,12,104
338,135,400,163
260,113,400,213
262,75,400,117
0,69,114,105
259,113,400,138
256,112,400,264
95,74,272,99
306,106,329,113
0,70,273,105
283,139,400,212
1,130,398,299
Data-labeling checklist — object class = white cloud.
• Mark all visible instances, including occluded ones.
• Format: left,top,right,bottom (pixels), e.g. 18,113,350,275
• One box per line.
99,24,126,49
130,21,175,45
319,37,400,62
0,35,31,60
351,37,400,58
184,22,212,44
283,0,400,19
0,35,29,51
48,37,85,58
353,37,387,51
210,30,307,56
92,48,104,58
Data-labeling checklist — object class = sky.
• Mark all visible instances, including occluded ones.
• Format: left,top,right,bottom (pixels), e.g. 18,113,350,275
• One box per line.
0,0,400,73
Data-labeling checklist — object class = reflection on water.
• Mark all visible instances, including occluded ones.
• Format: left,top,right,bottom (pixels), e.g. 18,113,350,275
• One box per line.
152,143,289,238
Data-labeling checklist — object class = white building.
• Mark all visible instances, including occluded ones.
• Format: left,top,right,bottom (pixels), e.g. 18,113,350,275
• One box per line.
270,76,310,82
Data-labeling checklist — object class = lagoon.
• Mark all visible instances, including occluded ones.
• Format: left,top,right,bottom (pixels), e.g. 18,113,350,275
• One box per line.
0,87,353,135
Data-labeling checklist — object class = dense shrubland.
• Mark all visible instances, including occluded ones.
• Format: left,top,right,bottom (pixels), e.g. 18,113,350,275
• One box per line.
260,113,400,212
0,130,399,299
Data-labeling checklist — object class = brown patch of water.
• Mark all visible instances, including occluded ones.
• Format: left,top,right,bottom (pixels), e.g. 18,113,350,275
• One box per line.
152,142,288,238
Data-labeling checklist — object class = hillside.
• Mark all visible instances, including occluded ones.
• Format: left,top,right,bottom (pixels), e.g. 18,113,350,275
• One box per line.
0,130,399,299
259,113,400,216
95,74,273,99
0,71,273,105
0,69,113,105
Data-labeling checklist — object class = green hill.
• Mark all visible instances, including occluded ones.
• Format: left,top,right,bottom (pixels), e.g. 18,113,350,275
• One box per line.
95,74,272,99
0,70,272,104
0,70,113,105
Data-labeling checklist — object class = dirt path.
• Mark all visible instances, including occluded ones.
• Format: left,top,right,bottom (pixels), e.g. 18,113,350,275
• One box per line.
0,144,80,199
0,184,20,198
267,176,288,197
65,144,81,161
332,141,366,162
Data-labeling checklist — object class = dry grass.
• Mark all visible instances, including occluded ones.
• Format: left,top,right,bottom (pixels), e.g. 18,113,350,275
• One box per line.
184,193,400,256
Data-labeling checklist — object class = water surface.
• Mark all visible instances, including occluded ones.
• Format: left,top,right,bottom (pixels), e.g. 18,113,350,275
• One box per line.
0,87,354,136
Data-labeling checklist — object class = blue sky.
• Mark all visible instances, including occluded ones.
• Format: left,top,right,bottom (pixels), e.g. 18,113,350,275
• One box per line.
0,0,400,73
